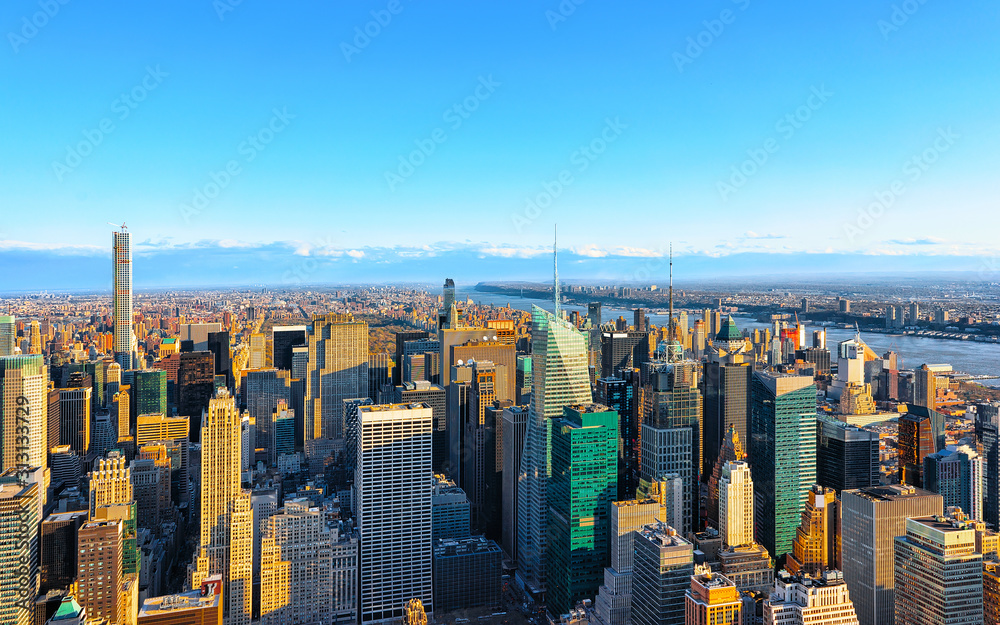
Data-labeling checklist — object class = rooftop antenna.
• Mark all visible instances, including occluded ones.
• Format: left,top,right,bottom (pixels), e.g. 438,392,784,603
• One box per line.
553,224,561,318
668,243,674,343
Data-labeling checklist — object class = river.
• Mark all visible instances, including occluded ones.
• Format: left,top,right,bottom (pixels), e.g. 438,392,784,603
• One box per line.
459,289,1000,385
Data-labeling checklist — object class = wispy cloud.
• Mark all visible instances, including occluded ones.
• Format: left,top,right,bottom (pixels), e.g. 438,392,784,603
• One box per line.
886,237,946,246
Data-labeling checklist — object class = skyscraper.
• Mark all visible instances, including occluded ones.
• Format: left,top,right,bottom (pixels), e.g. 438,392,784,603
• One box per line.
0,476,40,625
242,369,292,466
924,445,982,515
816,416,880,492
707,425,745,529
840,485,943,625
134,369,168,417
898,405,946,487
516,304,592,598
631,523,695,625
356,403,433,623
719,461,754,548
58,386,91,455
0,315,15,356
77,519,125,624
894,516,983,625
304,313,369,440
546,404,619,616
764,570,859,625
977,402,1000,527
271,325,306,371
641,360,703,536
593,498,662,625
749,371,817,559
112,226,135,369
685,573,741,625
259,499,355,625
501,404,528,563
1,354,48,472
787,485,839,577
191,391,253,625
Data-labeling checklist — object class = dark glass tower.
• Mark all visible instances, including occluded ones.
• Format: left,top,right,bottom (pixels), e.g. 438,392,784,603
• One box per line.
749,371,817,559
816,416,880,492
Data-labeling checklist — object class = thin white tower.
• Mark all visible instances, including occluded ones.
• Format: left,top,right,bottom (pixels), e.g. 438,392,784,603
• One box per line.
112,224,134,369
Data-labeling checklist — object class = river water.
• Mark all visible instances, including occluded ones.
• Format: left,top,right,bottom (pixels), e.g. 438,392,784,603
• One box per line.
459,289,1000,385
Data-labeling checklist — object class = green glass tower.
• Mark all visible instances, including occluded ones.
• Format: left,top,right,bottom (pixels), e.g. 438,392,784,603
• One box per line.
749,371,817,559
547,404,619,617
133,369,167,417
517,304,593,598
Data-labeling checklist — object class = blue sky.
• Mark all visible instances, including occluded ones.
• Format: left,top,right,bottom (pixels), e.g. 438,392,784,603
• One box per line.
2,0,999,288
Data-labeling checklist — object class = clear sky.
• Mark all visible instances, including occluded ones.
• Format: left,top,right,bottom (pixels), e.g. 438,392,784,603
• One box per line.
2,0,999,287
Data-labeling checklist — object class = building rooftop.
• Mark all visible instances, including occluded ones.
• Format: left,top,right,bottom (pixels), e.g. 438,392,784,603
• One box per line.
359,401,431,413
848,484,938,502
139,589,220,616
637,522,691,548
775,569,847,588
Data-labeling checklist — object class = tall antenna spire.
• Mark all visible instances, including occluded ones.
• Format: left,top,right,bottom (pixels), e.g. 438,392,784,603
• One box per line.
668,243,674,342
553,224,561,318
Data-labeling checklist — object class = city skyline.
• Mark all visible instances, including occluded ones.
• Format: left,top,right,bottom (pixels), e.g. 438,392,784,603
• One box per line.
2,1,999,287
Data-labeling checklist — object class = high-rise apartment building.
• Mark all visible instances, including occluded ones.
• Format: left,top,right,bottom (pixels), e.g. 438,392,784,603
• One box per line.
0,477,40,625
750,372,817,558
356,403,433,623
191,391,253,625
787,485,839,576
249,333,265,369
894,516,983,625
719,461,754,548
77,519,124,624
914,364,937,410
685,573,741,625
305,313,368,440
631,523,694,625
840,485,943,625
1,355,48,472
112,227,135,369
517,305,592,598
547,404,618,617
923,444,981,515
764,570,859,625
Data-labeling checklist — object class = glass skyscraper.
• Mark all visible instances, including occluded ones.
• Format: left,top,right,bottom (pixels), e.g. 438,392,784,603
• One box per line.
133,370,167,417
516,305,592,598
546,404,618,616
749,371,817,559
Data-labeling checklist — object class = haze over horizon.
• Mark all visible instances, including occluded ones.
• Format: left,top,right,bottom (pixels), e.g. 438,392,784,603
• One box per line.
2,0,999,289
